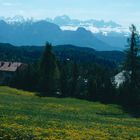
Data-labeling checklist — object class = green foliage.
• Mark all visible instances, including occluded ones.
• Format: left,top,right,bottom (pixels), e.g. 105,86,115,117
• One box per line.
0,43,124,67
87,64,116,103
9,44,117,103
70,62,79,97
39,42,60,96
59,61,71,97
11,64,39,91
120,25,140,107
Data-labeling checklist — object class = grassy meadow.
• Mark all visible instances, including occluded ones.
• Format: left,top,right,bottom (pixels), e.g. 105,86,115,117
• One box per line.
0,86,140,140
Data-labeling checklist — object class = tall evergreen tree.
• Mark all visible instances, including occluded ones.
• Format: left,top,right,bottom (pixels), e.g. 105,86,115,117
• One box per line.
123,25,140,105
60,61,69,97
70,62,79,97
39,42,60,96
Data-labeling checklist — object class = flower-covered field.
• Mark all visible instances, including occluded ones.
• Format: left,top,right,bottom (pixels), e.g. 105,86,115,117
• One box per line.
0,87,140,140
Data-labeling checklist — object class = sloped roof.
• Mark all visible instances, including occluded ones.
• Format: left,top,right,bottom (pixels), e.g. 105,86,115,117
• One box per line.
0,61,22,72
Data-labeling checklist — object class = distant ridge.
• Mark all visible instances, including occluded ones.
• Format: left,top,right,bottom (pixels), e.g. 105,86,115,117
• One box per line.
0,15,128,50
0,43,125,68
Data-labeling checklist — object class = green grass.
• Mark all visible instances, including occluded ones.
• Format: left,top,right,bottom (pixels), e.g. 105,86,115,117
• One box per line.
0,86,140,140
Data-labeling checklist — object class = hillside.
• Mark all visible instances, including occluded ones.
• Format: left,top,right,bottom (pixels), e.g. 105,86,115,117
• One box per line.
0,87,140,139
0,43,124,68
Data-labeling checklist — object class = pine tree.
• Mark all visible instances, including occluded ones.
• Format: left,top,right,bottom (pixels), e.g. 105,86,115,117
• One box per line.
70,62,79,97
123,25,140,105
39,42,60,96
60,61,69,97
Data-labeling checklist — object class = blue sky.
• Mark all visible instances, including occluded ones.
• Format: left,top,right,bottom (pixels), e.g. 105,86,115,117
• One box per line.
0,0,140,27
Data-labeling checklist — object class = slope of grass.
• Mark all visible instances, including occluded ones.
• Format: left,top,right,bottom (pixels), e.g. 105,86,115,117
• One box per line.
0,86,140,140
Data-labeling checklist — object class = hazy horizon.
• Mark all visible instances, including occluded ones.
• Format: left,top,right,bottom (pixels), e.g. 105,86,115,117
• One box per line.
0,0,140,28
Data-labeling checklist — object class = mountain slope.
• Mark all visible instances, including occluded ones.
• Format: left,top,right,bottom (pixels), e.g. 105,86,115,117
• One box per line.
46,15,128,50
0,43,124,67
0,86,140,139
0,20,121,50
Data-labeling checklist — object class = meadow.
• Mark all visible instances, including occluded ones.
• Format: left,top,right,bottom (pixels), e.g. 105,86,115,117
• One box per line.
0,86,140,140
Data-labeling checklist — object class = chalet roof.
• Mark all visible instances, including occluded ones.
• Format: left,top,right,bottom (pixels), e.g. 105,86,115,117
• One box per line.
0,61,23,72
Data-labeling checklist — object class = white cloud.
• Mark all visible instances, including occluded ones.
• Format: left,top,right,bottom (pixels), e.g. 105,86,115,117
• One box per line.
61,25,130,35
60,26,78,31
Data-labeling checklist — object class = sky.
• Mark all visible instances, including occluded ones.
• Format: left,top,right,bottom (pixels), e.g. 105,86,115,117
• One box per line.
0,0,140,27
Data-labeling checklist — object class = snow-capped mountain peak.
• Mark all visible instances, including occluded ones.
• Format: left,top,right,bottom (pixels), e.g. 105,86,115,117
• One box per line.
46,15,129,35
0,15,35,24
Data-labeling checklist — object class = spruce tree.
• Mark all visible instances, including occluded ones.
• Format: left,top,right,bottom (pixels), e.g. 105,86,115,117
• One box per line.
123,25,140,106
70,62,79,97
39,42,60,96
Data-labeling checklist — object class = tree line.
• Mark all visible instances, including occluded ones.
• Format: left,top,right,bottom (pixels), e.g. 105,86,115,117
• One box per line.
11,25,140,116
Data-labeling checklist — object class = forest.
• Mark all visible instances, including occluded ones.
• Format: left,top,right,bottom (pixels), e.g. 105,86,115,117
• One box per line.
0,25,139,117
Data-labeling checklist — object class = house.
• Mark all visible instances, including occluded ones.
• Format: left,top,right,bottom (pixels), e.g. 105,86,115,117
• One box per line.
114,71,126,87
114,71,131,87
0,61,27,85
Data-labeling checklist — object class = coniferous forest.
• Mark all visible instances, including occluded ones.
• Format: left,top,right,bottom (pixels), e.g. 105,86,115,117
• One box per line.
2,25,138,116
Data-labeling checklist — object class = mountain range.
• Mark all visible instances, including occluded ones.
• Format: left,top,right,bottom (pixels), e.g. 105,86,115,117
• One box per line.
46,15,121,27
0,15,129,51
